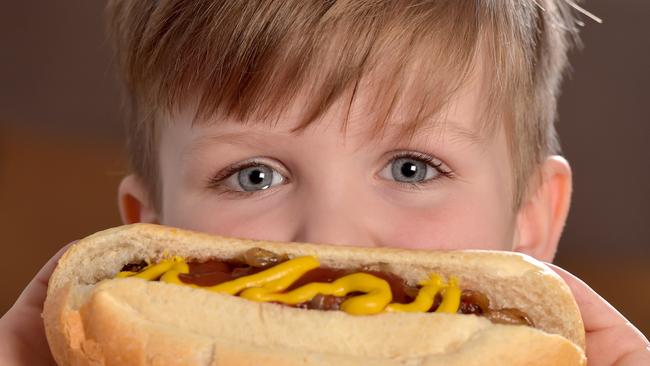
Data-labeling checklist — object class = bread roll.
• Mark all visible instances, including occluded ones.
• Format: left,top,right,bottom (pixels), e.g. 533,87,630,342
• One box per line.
43,223,586,365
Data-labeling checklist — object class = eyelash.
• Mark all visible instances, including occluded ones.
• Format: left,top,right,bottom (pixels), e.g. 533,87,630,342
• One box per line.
388,151,455,191
207,152,455,197
206,160,283,199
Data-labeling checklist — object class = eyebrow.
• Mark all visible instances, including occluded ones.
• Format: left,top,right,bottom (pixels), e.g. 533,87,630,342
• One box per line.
183,131,277,158
184,118,485,158
381,120,485,147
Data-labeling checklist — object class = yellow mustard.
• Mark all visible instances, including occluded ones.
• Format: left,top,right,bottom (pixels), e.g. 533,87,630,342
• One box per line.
209,256,320,295
115,255,461,315
240,272,392,315
384,275,460,314
115,257,180,280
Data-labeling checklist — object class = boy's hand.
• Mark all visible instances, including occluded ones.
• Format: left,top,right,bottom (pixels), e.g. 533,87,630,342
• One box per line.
0,242,73,366
548,263,650,366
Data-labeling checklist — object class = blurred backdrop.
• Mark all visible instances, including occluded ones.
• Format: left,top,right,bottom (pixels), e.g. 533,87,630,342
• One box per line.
1,1,648,335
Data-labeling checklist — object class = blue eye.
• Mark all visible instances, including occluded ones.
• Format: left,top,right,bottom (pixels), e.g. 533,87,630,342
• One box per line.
390,157,435,182
223,164,285,192
379,152,451,185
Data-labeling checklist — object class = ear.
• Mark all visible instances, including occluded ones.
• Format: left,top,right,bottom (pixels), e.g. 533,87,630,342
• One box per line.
513,156,572,262
117,174,159,224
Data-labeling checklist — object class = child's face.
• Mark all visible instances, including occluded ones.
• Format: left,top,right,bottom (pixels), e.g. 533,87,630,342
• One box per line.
152,73,522,252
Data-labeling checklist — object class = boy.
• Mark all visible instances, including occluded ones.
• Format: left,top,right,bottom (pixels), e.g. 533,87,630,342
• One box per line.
1,1,648,364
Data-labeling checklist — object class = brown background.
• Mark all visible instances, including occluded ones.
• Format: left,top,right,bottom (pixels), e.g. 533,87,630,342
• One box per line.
1,2,648,336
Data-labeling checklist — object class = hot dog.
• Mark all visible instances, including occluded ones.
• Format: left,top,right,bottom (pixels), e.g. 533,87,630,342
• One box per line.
43,224,586,365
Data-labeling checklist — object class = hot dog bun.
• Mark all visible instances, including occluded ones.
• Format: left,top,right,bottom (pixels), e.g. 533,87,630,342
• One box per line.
44,223,586,365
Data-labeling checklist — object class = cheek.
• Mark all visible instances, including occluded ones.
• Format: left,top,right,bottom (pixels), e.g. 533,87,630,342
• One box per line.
162,193,516,250
161,195,298,242
378,197,515,251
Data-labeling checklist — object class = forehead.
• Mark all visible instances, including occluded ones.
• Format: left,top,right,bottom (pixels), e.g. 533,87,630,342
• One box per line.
176,45,495,152
169,62,490,156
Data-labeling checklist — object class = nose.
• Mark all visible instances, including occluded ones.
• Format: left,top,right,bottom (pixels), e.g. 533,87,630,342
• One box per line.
291,211,379,247
289,191,380,248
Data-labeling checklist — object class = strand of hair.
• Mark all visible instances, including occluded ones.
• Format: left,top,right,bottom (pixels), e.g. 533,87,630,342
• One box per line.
564,0,603,24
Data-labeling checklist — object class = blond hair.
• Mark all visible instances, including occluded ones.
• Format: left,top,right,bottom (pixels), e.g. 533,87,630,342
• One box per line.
107,0,582,210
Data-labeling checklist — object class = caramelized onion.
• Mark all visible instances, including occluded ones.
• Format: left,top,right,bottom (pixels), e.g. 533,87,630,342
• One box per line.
403,284,420,299
120,260,147,272
485,308,535,327
301,294,349,311
243,248,286,268
459,289,490,315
